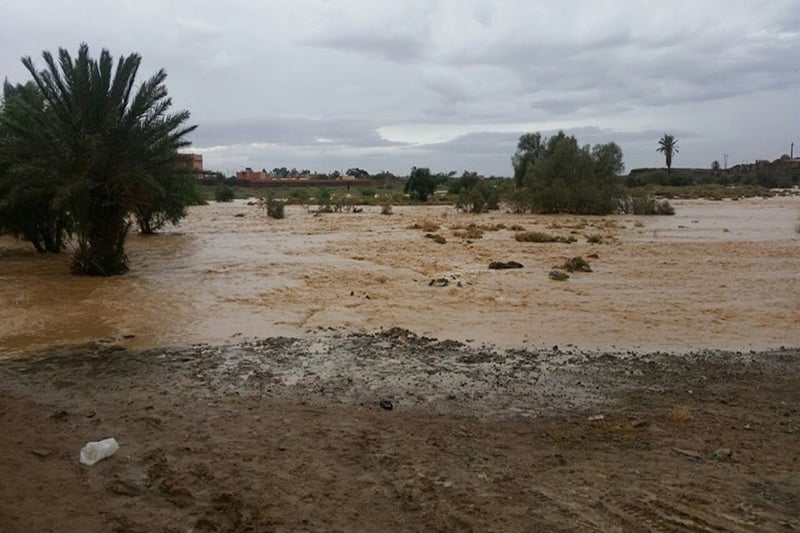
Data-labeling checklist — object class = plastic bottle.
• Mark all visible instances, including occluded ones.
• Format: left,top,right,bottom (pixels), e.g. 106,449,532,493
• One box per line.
79,438,119,466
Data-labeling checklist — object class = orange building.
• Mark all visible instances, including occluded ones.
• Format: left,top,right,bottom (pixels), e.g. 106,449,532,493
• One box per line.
236,167,270,182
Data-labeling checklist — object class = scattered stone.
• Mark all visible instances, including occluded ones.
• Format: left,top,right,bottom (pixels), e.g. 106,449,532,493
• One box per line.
711,448,732,461
31,448,52,458
121,334,136,340
549,269,569,281
429,278,449,287
587,253,599,259
379,400,393,411
488,261,524,270
234,213,245,218
632,419,648,428
587,414,605,422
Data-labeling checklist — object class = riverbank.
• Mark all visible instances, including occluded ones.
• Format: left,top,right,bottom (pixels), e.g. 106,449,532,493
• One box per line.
1,332,798,531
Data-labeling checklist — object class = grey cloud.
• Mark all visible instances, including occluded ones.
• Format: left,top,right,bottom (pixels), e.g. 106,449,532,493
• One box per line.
304,32,426,63
190,117,402,150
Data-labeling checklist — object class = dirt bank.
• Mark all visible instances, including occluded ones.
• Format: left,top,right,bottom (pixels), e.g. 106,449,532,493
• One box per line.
1,333,798,531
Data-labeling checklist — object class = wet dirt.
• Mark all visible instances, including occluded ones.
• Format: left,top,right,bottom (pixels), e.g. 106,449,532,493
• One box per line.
1,196,798,356
0,334,798,531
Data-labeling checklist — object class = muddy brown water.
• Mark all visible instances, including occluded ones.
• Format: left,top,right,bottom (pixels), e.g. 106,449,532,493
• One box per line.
1,196,798,357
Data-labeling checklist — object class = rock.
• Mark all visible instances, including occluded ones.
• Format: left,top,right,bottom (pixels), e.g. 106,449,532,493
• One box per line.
632,419,648,428
429,278,449,287
234,213,245,218
379,400,393,410
549,269,569,281
587,414,605,422
488,261,523,270
31,448,52,458
711,448,732,461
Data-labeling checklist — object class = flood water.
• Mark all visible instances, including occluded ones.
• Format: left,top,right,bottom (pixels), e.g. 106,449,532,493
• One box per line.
1,196,799,356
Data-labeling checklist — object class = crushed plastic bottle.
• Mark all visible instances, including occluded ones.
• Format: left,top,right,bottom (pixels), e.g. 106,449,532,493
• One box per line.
79,438,119,466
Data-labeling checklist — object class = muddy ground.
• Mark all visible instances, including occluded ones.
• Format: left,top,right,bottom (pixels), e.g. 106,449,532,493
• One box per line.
1,331,798,532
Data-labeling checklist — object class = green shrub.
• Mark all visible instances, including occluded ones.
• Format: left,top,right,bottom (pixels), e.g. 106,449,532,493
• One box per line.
515,231,576,243
380,201,393,215
215,185,235,202
586,234,604,244
623,195,675,215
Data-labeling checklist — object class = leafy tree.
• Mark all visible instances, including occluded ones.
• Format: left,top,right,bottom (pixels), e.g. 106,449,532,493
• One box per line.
404,166,437,201
346,167,370,178
9,44,196,275
591,142,624,177
711,160,721,171
454,171,498,213
657,133,679,173
0,81,72,252
520,131,623,214
512,132,545,187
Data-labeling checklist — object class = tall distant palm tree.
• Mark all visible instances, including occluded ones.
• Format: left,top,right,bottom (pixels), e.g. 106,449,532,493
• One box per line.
657,134,679,173
12,44,196,275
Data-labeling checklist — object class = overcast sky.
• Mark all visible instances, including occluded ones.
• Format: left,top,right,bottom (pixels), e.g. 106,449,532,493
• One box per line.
1,0,798,176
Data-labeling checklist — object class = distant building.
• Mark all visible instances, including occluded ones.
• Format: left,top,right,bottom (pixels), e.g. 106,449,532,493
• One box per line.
179,153,203,172
236,167,270,182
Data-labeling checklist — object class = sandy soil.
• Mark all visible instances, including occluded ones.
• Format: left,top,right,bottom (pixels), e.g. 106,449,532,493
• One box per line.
0,334,798,531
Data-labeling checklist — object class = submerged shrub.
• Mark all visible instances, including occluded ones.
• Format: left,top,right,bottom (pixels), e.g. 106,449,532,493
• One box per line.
453,224,484,239
559,256,592,272
424,233,447,244
410,219,440,231
515,231,576,243
265,195,285,219
215,185,235,202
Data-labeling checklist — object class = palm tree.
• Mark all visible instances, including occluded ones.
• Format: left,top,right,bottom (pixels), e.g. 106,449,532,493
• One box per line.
14,44,196,275
0,81,72,252
657,134,679,173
